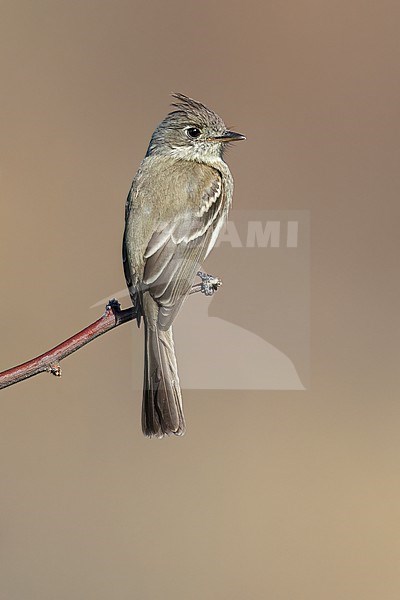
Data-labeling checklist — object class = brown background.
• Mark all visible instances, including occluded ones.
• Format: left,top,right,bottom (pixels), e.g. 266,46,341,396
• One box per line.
1,1,399,598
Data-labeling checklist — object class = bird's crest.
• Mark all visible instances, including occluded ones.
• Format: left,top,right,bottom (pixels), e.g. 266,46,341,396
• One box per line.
169,93,225,129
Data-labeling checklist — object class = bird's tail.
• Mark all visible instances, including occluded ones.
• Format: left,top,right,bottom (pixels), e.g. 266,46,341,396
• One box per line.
142,322,186,438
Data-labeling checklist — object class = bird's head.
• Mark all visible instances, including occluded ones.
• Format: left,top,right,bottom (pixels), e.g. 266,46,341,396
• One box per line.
146,93,245,163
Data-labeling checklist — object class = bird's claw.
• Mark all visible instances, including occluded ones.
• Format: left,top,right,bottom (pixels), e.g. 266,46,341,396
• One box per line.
196,271,222,296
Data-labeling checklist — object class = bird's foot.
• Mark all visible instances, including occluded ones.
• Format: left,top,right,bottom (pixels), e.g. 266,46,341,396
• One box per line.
195,271,222,296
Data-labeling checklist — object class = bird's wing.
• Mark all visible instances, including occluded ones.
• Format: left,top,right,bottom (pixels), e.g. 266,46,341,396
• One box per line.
143,168,225,330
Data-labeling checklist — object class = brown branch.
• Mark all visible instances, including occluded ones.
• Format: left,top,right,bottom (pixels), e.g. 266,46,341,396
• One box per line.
0,275,220,390
0,300,136,390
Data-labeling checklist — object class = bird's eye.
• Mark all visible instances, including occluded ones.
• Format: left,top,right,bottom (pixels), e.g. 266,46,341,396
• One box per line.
186,127,202,139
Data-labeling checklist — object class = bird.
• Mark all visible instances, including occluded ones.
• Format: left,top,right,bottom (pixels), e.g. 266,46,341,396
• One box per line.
123,93,245,438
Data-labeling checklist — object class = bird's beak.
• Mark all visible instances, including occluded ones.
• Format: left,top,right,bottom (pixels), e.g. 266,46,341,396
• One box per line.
209,131,246,143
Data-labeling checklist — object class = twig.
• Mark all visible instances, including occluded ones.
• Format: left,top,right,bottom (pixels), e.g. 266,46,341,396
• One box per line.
0,300,136,390
0,273,222,390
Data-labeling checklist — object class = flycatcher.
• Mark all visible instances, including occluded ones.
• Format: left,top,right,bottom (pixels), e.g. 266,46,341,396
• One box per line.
123,94,245,438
